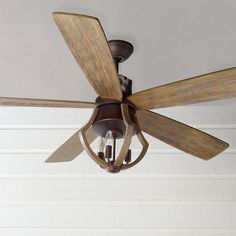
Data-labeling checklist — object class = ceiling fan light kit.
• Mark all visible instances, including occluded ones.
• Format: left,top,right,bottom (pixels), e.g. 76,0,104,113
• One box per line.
78,40,149,173
1,12,236,173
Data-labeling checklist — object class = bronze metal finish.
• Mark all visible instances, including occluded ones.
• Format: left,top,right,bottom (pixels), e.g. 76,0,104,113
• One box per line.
79,104,147,173
108,40,134,63
91,98,138,139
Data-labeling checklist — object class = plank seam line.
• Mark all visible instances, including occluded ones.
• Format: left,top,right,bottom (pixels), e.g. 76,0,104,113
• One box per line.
0,124,235,130
0,174,235,180
0,200,235,205
0,173,236,181
0,149,235,154
0,227,235,230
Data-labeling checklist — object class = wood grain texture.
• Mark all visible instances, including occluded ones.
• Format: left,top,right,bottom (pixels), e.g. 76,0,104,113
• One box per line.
128,67,236,110
0,97,95,108
53,12,122,100
78,107,107,168
45,128,96,163
137,110,229,160
114,104,134,166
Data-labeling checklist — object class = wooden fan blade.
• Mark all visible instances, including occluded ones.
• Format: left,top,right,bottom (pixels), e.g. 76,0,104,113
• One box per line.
137,110,229,160
45,128,96,163
128,67,236,110
0,97,95,108
53,12,122,101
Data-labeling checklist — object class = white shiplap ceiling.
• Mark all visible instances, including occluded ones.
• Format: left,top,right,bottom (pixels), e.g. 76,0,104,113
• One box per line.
0,0,236,106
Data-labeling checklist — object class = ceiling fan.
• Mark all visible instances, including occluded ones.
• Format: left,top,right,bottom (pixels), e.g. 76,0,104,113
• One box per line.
1,12,236,173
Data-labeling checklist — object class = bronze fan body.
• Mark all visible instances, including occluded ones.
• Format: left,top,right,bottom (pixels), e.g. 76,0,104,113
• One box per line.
1,12,236,173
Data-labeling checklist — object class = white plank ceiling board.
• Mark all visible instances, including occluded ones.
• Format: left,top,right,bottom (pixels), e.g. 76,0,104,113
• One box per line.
0,105,234,234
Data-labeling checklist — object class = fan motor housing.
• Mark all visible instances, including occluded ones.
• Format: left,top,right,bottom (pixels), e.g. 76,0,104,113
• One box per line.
91,98,138,139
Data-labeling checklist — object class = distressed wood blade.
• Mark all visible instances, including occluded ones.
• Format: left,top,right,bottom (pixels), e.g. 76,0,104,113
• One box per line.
137,110,229,160
129,67,236,110
45,128,97,163
0,97,95,108
53,12,122,101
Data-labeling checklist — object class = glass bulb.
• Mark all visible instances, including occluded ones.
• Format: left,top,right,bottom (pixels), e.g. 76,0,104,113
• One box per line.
105,130,114,146
105,131,114,160
98,137,105,160
98,137,105,153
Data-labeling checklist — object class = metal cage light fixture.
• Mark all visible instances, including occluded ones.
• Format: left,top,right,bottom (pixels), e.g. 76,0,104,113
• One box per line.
79,100,148,173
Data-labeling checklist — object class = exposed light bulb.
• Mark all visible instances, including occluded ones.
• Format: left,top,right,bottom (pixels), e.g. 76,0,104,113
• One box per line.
98,137,105,152
125,149,131,163
105,131,113,160
98,137,105,160
105,131,113,145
